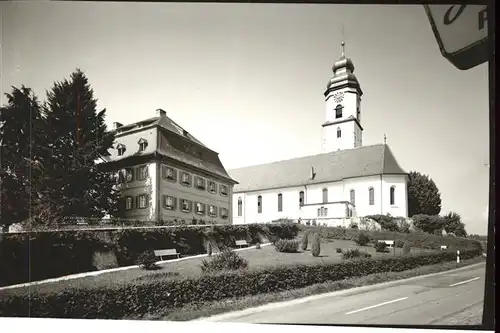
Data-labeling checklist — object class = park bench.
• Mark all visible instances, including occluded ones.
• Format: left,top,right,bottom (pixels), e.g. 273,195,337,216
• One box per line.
154,248,180,260
235,240,249,248
380,240,394,248
440,245,448,250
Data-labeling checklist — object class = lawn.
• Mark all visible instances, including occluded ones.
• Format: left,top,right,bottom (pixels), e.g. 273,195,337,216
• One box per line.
0,238,436,298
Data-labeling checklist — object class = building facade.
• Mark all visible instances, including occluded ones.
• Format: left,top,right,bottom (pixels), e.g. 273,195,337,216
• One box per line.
228,43,409,226
101,109,237,224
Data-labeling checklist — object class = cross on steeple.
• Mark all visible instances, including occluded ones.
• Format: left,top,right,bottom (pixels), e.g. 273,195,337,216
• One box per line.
341,24,346,57
384,133,387,145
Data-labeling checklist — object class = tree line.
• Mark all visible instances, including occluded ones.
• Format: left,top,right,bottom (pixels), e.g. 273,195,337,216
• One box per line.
0,69,118,230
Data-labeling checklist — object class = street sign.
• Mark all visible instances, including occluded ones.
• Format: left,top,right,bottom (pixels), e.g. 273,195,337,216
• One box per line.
424,5,489,70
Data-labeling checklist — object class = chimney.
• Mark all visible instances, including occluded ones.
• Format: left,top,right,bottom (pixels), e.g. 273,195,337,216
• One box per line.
156,108,166,117
113,122,123,130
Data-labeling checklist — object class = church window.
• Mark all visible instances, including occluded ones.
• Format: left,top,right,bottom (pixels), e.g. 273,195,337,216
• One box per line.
335,104,343,119
337,127,341,138
317,208,321,217
390,186,396,205
350,189,355,205
368,187,375,205
237,197,242,216
324,207,328,216
322,188,328,203
257,195,262,213
299,191,304,206
278,193,283,212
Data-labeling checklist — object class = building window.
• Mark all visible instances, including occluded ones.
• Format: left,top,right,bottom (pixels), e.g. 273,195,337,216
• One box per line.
137,166,148,181
357,106,361,121
299,191,304,206
124,168,134,183
163,195,176,210
322,188,328,203
390,186,396,205
220,207,228,219
116,144,126,156
208,181,217,194
125,196,133,210
195,202,206,215
337,127,342,138
138,138,148,152
195,177,206,190
325,207,328,216
181,172,191,186
317,208,321,217
257,195,262,214
237,197,242,217
278,193,283,212
181,199,192,213
368,187,375,205
220,184,228,196
335,104,343,119
208,205,217,217
350,189,355,206
163,166,177,182
137,194,148,209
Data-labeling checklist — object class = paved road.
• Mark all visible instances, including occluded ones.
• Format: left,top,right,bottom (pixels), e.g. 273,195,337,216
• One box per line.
206,263,486,325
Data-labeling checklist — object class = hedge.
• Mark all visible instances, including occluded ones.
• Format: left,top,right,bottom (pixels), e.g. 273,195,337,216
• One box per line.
0,248,482,319
302,226,482,251
0,223,299,287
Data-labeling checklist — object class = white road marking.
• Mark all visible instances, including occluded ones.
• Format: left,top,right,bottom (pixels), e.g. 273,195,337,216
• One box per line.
449,277,480,287
345,297,408,315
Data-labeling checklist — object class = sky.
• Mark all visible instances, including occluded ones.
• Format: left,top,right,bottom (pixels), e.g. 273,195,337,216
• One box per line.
1,2,490,235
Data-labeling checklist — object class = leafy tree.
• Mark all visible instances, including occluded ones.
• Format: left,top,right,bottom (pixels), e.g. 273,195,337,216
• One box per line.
36,69,118,223
442,212,467,237
412,214,444,234
366,214,399,232
0,86,48,228
407,171,442,216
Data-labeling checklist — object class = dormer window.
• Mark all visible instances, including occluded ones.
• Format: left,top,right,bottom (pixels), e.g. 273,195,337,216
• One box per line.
116,144,126,156
335,104,343,119
138,138,148,152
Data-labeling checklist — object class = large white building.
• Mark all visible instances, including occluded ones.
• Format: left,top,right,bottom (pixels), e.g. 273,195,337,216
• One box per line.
228,43,409,227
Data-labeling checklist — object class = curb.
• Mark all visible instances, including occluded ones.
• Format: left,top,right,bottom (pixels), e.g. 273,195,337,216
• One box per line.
0,243,271,291
193,261,486,322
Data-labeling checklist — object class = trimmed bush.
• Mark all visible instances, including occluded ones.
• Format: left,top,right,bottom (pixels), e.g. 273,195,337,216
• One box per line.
199,249,248,273
0,248,481,319
395,239,405,248
336,248,343,253
136,251,160,270
374,241,389,253
342,249,372,260
207,242,212,257
0,222,299,287
311,233,321,257
255,242,261,250
355,232,370,246
300,231,309,251
403,242,412,255
274,239,300,253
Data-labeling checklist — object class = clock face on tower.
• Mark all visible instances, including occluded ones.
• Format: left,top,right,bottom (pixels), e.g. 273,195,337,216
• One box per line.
333,91,344,103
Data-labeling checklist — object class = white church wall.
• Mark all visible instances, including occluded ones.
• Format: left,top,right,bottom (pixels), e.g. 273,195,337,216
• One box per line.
325,88,358,121
381,174,408,218
342,175,383,217
306,181,344,204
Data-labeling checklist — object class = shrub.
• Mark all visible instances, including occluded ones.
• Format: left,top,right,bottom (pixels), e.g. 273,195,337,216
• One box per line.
395,239,405,248
342,249,372,260
366,214,400,232
0,249,482,319
274,239,300,253
336,248,343,253
255,242,261,249
300,231,309,251
355,232,370,246
311,233,321,257
199,249,248,273
403,242,412,255
351,224,358,229
136,251,159,270
312,219,317,226
374,241,389,253
207,242,212,257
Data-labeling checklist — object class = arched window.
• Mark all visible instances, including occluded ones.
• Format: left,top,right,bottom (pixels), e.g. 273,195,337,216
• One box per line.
335,104,343,119
278,193,283,212
368,187,375,206
237,197,243,216
257,195,262,213
337,127,342,138
350,189,355,205
299,191,304,206
322,188,328,203
390,186,396,205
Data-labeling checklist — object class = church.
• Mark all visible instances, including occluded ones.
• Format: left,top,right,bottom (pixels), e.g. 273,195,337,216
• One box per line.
227,42,409,227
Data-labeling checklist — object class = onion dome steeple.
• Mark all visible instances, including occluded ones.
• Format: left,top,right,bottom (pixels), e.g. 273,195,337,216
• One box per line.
325,41,362,96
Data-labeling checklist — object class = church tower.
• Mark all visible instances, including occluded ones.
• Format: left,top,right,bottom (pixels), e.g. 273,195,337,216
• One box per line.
322,42,363,153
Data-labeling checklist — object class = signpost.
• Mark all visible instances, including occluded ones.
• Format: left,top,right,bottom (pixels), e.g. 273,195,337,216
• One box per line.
424,5,489,70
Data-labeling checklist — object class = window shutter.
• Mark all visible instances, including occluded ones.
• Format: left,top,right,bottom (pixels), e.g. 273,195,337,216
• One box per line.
172,197,177,210
146,194,150,208
135,195,139,209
